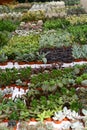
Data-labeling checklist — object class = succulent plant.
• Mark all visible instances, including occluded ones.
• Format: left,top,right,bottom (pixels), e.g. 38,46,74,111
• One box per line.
0,53,8,63
8,120,16,127
53,107,82,121
39,30,72,48
81,80,87,86
36,122,53,130
72,44,82,59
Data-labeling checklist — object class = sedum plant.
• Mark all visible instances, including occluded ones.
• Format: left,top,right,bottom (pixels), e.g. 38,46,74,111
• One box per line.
22,10,45,22
81,45,87,59
43,18,70,30
0,31,11,47
13,3,32,12
39,30,72,48
0,53,8,63
72,44,82,59
68,24,87,44
37,110,54,122
66,5,86,15
63,0,80,6
36,122,53,130
72,44,87,59
19,121,54,130
66,14,87,25
0,20,19,32
0,34,39,60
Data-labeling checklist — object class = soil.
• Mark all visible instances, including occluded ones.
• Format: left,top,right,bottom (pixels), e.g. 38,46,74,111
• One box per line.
0,0,13,4
39,46,74,63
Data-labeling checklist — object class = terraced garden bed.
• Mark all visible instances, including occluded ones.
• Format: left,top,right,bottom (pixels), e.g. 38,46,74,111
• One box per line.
0,1,87,129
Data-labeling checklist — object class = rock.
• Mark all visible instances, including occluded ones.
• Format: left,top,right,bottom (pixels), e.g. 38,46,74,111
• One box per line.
81,80,87,86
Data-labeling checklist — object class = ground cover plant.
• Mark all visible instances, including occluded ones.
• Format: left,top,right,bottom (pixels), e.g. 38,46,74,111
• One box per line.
0,20,19,32
0,3,87,129
0,65,87,127
0,31,11,47
0,6,87,63
62,0,80,6
66,14,87,25
68,24,87,44
0,67,31,86
66,5,86,15
22,10,45,22
0,34,39,60
43,18,70,30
